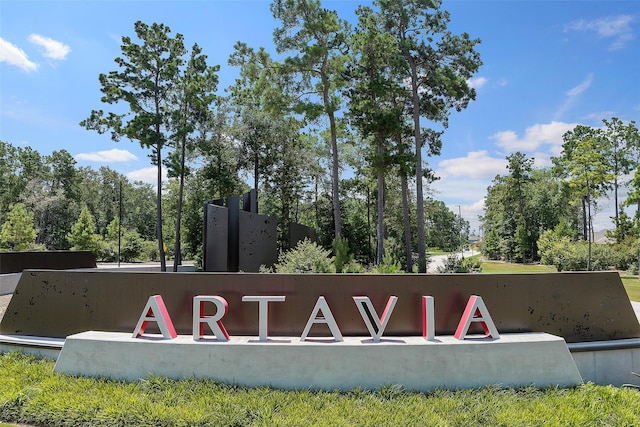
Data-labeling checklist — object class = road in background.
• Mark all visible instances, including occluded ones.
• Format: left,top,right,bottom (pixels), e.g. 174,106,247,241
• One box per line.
427,249,477,273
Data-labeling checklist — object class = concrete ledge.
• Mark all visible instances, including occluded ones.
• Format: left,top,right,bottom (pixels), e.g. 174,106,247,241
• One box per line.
568,338,640,352
0,334,64,359
571,345,640,386
54,332,582,391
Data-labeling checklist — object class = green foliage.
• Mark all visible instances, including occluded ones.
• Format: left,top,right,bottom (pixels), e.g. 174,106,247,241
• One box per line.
372,251,403,273
2,352,640,426
272,239,334,273
0,203,38,251
537,219,634,272
538,234,627,272
483,162,579,263
141,240,160,262
67,206,102,255
99,218,145,263
332,237,352,273
482,229,502,260
426,200,469,253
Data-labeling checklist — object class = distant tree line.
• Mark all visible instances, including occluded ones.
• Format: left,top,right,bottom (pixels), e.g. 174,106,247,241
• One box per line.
482,118,640,271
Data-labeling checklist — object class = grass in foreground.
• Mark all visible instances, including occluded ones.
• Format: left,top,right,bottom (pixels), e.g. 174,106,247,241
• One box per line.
1,352,639,427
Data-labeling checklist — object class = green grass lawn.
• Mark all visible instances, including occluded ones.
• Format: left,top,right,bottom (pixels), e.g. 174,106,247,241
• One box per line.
1,352,639,426
480,260,557,273
620,275,640,302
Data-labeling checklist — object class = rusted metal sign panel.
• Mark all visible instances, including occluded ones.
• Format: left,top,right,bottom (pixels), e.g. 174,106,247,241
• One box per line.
202,203,228,272
0,251,96,274
238,212,277,272
1,270,638,343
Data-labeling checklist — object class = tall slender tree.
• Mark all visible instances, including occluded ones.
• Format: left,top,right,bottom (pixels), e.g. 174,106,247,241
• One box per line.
601,117,638,237
506,152,533,262
271,0,351,241
348,5,406,264
166,44,219,271
81,21,187,271
375,0,481,272
554,125,614,269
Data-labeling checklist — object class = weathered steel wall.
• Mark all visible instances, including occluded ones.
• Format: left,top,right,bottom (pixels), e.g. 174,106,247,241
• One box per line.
202,196,277,272
238,212,277,272
288,222,318,249
0,251,96,274
2,270,638,343
202,203,228,272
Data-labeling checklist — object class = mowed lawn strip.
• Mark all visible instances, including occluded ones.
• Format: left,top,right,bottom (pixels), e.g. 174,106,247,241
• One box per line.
1,352,639,427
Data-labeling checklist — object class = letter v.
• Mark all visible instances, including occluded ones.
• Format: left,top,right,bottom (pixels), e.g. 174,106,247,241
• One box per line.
353,296,398,342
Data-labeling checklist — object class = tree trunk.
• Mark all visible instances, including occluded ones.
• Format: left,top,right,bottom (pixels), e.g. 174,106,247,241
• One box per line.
328,109,342,240
173,135,187,272
367,185,372,264
376,147,385,265
408,57,426,272
587,195,592,271
581,197,588,241
614,174,619,235
401,172,412,272
156,143,166,272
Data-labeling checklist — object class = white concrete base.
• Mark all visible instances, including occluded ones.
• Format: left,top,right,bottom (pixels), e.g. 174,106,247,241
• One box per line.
570,339,640,387
54,332,582,391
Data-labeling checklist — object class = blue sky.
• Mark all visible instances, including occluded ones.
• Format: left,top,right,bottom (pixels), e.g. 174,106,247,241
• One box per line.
1,1,639,232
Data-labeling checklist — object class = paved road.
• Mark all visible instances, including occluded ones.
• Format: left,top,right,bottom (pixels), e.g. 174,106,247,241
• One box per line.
427,249,478,273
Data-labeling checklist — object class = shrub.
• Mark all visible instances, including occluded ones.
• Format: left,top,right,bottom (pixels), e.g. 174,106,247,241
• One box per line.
372,252,403,274
437,254,482,273
141,240,159,262
272,239,334,273
332,237,351,273
0,203,38,251
341,260,367,273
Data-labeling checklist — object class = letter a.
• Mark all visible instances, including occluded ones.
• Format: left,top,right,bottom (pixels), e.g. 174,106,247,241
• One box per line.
353,296,397,342
132,295,177,339
454,295,500,340
301,296,343,342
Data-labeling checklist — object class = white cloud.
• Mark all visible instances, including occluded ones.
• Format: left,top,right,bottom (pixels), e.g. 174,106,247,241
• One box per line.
467,76,487,89
565,15,635,50
566,73,593,98
491,121,577,153
127,166,167,185
445,199,485,233
75,148,138,163
436,151,507,180
28,34,71,60
556,74,593,119
0,37,38,71
532,151,553,168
